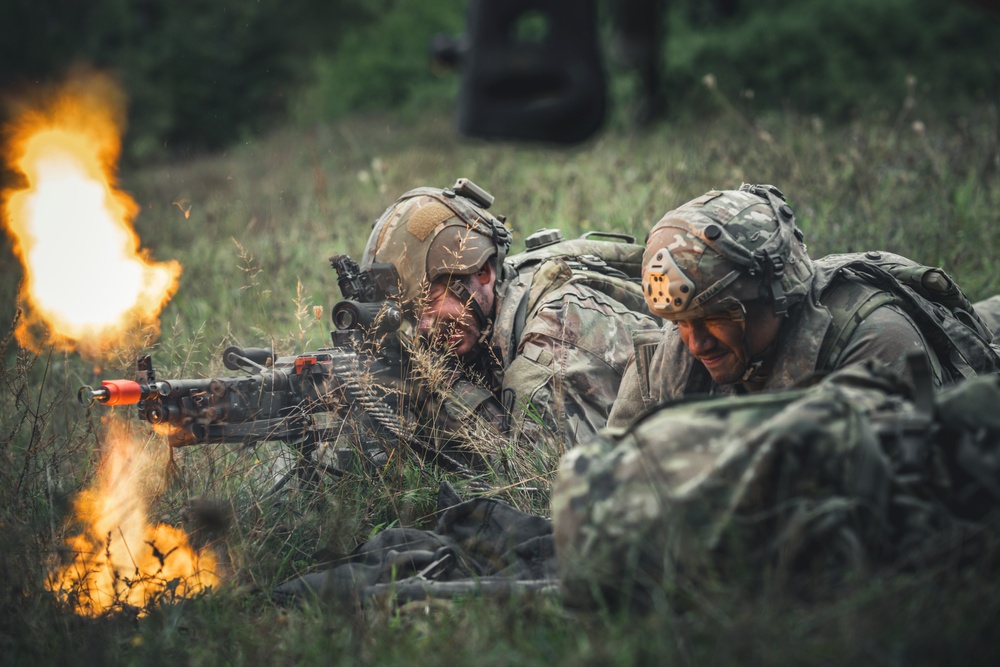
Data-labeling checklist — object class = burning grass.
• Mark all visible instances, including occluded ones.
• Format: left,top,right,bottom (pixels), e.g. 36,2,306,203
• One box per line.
46,417,220,617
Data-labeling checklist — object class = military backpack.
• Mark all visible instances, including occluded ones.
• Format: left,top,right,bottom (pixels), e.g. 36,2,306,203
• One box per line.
815,251,1000,383
503,228,653,328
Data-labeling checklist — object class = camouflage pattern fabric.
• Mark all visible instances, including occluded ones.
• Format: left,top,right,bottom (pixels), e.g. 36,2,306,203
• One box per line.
642,187,813,320
609,254,1000,426
976,295,1000,339
388,253,659,475
554,363,1000,610
490,256,660,453
361,186,509,305
271,482,558,606
359,180,659,463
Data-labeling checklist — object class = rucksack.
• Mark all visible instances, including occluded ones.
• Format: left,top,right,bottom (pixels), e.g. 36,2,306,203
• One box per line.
503,228,652,318
815,251,1000,382
553,362,1000,610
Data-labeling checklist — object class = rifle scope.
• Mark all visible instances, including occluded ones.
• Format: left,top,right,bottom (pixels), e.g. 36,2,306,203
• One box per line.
331,300,401,334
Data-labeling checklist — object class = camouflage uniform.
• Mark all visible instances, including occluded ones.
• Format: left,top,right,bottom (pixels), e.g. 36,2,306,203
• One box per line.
554,363,1000,610
975,295,1000,339
485,252,658,449
608,186,1000,427
361,180,659,458
553,184,1000,609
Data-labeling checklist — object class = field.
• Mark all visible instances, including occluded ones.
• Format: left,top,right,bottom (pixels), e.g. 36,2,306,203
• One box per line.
2,93,1000,665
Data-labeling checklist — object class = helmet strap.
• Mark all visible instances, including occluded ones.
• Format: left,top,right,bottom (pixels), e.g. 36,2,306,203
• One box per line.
753,248,789,316
740,337,778,385
740,357,766,384
446,277,494,344
741,184,800,316
736,300,780,385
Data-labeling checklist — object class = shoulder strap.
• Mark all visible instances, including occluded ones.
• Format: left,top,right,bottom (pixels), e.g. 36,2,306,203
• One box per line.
816,277,898,371
815,256,1000,381
511,281,532,347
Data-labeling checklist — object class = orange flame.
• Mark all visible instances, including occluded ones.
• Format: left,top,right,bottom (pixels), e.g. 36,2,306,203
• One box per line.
1,71,181,356
46,418,220,616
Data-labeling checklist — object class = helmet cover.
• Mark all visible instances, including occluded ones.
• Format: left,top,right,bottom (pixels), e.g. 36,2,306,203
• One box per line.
361,183,510,306
642,186,813,320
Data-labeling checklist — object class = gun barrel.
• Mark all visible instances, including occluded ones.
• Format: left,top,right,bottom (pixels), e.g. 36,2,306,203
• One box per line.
78,379,145,406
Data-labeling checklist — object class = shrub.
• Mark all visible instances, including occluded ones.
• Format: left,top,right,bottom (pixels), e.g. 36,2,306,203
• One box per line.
663,0,1000,119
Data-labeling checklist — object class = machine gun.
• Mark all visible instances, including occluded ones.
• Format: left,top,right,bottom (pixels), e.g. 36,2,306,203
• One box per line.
79,255,483,487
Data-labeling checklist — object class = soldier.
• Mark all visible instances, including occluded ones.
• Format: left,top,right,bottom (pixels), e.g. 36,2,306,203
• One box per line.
608,184,1000,427
360,179,659,461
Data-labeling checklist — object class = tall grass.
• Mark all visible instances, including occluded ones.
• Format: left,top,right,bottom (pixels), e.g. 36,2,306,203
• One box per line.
2,87,999,663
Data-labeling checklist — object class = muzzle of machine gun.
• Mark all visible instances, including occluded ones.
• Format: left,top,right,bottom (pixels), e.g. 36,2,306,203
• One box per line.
78,379,160,407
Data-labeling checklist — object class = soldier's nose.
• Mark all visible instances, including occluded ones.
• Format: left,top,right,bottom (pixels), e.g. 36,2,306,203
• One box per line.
684,322,717,355
417,311,442,335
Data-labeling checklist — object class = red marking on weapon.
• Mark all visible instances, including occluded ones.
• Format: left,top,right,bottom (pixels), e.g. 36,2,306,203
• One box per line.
99,379,143,405
294,356,319,374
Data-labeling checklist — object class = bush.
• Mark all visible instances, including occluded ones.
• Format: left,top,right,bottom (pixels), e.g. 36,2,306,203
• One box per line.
663,0,1000,119
292,0,463,125
1,0,371,160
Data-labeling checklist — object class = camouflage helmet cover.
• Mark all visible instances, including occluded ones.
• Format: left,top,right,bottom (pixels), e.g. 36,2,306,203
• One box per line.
642,185,813,320
361,181,511,305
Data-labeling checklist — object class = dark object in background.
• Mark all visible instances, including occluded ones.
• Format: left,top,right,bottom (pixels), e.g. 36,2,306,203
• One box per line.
609,0,666,126
432,0,607,144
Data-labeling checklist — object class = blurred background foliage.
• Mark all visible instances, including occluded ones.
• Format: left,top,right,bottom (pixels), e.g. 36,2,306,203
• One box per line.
661,0,1000,118
2,0,997,161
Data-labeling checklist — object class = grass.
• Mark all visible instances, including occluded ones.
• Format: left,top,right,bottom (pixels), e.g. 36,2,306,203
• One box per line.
2,84,1000,664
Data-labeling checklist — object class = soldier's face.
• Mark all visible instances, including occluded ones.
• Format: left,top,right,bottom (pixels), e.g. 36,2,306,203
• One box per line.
675,300,783,385
416,264,495,357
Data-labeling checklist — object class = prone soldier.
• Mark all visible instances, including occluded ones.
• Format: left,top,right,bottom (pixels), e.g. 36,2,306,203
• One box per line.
360,178,660,461
608,183,1000,426
554,184,1000,609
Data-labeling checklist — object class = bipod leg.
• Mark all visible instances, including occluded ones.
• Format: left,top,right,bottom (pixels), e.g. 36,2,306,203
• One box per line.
293,434,322,490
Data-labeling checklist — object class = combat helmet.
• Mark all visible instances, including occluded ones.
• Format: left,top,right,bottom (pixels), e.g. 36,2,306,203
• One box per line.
361,178,512,317
642,184,813,320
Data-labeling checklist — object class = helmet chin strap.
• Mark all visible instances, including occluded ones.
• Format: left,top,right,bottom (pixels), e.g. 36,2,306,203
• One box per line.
736,302,780,385
740,347,769,384
446,276,494,348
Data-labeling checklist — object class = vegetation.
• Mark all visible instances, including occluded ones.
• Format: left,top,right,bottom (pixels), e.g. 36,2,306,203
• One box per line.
4,1,998,159
660,0,1000,119
2,68,999,661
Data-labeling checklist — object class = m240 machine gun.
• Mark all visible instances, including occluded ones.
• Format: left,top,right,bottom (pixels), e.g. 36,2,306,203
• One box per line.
78,255,476,486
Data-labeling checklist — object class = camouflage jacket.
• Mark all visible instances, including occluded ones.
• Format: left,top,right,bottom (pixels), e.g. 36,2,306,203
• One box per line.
975,295,1000,339
423,254,659,464
609,253,1000,427
554,363,1000,610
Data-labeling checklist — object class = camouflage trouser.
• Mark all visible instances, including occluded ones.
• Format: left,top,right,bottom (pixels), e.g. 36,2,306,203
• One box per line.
552,365,1000,610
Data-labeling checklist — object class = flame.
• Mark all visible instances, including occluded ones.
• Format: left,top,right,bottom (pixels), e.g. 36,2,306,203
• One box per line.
47,418,220,616
1,71,181,356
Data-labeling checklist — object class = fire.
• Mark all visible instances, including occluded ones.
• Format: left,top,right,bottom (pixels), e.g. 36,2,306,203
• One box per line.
47,418,220,616
1,71,181,355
